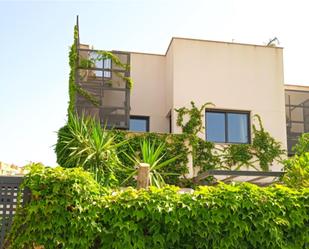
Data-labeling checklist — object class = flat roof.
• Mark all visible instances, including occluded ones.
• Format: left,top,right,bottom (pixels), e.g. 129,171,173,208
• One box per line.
165,37,283,55
112,37,283,57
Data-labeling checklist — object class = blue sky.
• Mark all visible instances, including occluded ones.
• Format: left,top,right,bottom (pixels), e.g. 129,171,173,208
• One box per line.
1,0,309,166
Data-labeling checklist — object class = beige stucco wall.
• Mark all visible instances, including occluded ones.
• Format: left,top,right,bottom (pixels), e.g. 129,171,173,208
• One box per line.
169,39,287,151
129,38,287,170
130,53,169,132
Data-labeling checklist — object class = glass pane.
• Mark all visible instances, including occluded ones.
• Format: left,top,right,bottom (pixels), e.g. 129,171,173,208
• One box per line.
227,113,249,143
130,118,148,132
104,59,112,78
206,112,225,142
104,59,112,69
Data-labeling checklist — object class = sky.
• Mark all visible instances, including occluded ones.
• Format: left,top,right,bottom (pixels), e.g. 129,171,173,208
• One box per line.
0,0,309,166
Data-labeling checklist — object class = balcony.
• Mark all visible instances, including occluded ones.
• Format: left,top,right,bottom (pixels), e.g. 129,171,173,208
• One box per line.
285,89,309,155
75,44,131,130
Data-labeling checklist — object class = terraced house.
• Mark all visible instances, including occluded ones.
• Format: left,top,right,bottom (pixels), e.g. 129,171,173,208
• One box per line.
74,24,309,158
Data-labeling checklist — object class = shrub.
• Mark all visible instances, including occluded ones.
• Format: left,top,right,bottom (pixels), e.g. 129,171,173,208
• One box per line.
55,113,124,187
6,163,104,249
122,139,180,187
282,152,309,188
7,165,309,249
105,130,192,186
293,133,309,155
98,185,309,249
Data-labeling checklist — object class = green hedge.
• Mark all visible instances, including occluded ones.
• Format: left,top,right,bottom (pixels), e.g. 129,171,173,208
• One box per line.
7,165,309,249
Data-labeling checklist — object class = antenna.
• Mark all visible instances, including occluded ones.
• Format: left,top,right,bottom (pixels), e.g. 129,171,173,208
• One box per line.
267,37,279,47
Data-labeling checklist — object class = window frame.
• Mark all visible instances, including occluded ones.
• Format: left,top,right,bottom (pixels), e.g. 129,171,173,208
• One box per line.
129,115,150,132
205,109,251,144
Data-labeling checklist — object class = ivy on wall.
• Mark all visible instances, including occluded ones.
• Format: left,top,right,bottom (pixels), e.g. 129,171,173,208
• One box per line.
251,114,285,171
174,102,285,172
67,25,78,115
68,25,100,117
175,101,213,135
79,51,133,89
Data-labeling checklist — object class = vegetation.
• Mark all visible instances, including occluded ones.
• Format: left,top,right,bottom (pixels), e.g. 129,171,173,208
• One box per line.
281,133,309,188
55,113,124,187
175,102,284,171
67,24,78,115
55,109,284,187
175,101,213,135
55,114,189,187
6,164,103,249
7,164,309,249
104,130,191,186
122,139,180,187
282,152,309,188
250,114,285,171
67,24,133,117
78,51,133,89
293,133,309,155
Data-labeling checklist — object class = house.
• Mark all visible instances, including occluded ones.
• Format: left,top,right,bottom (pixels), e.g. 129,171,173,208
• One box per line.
74,23,309,159
0,161,27,176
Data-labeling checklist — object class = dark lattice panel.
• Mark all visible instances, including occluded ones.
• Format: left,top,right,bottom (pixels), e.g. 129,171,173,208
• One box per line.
0,176,29,248
76,48,131,130
285,90,309,155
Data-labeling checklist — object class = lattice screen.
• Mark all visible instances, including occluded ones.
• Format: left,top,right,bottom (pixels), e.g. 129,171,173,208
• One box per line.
0,176,29,248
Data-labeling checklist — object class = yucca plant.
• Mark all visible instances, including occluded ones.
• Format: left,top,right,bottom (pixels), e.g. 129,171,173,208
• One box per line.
122,139,180,188
55,112,125,187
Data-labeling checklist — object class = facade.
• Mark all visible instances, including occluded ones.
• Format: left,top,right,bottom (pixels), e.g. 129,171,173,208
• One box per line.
128,38,287,154
75,35,309,159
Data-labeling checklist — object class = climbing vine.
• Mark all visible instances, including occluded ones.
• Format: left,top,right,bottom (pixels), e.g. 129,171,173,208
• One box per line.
78,50,133,89
174,102,285,173
251,114,285,171
292,133,309,155
67,24,133,118
67,25,79,115
175,101,213,135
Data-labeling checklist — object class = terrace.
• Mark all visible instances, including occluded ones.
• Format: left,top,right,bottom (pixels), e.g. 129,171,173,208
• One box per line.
74,19,131,130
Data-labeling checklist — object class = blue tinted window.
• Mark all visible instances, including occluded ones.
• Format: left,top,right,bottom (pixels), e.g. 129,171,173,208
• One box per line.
206,111,250,144
130,117,149,132
206,112,225,142
227,113,249,143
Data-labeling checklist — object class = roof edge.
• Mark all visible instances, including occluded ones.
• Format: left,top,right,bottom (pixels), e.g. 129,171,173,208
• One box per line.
165,37,283,56
285,84,309,91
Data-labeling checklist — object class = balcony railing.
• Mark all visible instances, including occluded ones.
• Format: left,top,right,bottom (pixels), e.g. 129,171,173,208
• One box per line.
75,45,131,130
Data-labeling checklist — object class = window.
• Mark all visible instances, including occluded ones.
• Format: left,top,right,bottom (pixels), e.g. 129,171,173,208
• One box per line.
206,110,250,143
129,116,149,132
103,58,112,78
